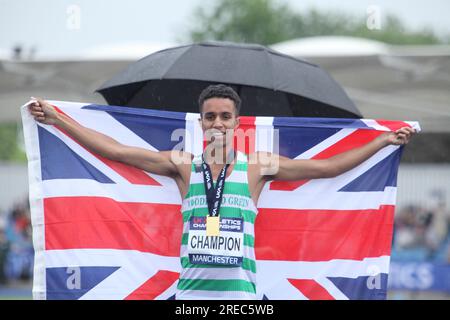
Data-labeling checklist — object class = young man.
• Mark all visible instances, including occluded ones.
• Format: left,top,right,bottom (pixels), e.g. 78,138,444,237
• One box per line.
29,84,414,299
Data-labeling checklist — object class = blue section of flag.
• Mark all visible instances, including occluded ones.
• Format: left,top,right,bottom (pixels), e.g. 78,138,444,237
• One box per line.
38,126,114,183
273,117,369,130
83,104,186,151
273,117,369,159
83,104,187,121
327,274,388,300
339,148,403,192
275,125,339,159
46,266,119,300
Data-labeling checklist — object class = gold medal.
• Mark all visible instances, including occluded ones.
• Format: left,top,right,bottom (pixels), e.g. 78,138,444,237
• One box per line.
206,216,220,236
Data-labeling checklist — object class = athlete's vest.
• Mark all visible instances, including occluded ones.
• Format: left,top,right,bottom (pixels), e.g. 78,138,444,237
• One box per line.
176,152,258,300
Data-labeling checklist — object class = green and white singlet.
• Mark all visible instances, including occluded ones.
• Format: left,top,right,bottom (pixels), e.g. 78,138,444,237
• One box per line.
176,152,258,300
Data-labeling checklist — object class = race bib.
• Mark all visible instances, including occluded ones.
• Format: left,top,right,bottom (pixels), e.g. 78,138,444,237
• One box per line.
187,216,244,266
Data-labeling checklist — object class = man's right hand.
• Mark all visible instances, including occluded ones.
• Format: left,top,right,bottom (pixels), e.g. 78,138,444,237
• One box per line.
28,97,58,125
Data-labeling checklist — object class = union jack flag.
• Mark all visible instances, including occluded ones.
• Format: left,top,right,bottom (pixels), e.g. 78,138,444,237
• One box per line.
21,100,420,300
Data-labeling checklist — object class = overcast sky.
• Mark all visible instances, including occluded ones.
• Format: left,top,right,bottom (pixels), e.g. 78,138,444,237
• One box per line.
1,0,449,58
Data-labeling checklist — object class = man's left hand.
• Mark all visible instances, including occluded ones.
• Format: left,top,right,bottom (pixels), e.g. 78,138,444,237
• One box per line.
386,126,416,146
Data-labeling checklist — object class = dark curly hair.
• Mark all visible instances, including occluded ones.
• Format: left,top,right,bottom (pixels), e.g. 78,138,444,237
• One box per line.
198,84,241,116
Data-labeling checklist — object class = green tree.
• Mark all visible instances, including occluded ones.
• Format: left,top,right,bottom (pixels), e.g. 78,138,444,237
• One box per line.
187,0,301,45
185,0,445,45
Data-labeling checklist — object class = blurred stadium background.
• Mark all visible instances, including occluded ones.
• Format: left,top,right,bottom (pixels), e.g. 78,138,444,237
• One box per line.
1,0,449,299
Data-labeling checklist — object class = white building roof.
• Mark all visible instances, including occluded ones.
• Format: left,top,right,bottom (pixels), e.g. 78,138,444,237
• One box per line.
271,36,390,57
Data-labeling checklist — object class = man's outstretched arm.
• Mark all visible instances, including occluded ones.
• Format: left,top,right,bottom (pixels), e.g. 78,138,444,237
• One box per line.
28,98,188,178
258,128,415,181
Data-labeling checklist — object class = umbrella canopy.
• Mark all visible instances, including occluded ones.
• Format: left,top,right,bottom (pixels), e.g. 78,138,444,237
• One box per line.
96,41,361,118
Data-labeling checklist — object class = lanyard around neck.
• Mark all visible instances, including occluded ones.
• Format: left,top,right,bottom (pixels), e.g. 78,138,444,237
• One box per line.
201,151,235,217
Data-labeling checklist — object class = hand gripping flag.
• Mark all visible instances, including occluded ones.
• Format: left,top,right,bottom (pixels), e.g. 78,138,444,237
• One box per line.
21,100,420,300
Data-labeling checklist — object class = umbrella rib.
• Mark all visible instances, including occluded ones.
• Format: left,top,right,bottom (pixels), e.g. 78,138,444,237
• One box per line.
264,47,276,91
161,45,192,79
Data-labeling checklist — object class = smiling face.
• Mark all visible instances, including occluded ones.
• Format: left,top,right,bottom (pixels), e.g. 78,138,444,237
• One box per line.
200,97,240,148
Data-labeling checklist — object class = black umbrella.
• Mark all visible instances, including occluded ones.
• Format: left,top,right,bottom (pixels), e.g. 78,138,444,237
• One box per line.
96,41,361,118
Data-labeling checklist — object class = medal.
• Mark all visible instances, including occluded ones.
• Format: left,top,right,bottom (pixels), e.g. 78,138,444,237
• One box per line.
206,216,220,236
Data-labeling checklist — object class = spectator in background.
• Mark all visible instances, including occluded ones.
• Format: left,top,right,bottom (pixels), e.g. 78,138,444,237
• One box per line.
0,225,9,285
426,190,450,255
4,201,33,282
394,205,421,250
392,192,450,263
